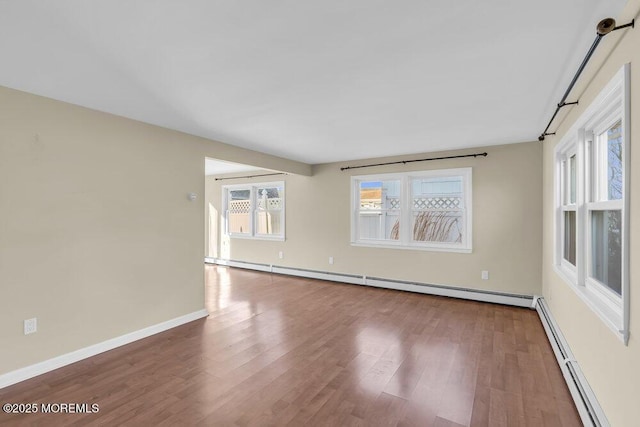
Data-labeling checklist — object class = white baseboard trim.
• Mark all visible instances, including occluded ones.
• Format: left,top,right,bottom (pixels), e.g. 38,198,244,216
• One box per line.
0,308,209,390
207,258,534,308
535,298,609,427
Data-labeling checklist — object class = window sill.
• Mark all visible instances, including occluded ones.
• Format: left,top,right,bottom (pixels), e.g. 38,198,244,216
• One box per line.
227,234,285,242
553,265,627,345
351,241,472,254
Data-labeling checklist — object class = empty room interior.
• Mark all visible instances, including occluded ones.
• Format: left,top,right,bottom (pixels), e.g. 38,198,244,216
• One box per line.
1,1,639,426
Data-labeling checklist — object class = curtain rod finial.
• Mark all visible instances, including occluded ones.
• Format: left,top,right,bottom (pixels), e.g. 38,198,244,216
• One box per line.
597,18,616,35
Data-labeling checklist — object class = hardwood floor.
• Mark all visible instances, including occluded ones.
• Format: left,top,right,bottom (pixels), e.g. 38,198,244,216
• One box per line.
0,266,580,426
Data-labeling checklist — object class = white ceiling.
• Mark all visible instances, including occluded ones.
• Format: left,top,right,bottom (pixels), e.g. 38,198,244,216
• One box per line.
205,158,268,176
0,1,626,164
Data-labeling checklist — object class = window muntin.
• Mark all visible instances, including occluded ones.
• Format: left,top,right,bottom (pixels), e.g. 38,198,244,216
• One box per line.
352,168,472,252
553,64,629,343
223,181,285,240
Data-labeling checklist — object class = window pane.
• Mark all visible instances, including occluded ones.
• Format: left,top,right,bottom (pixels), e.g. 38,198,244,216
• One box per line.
411,176,464,243
254,186,283,236
563,211,576,265
228,190,251,234
256,186,283,211
358,180,400,241
591,210,622,295
412,176,463,207
605,120,623,200
358,211,399,240
412,211,463,243
359,180,400,210
569,155,576,204
562,160,568,205
255,211,282,235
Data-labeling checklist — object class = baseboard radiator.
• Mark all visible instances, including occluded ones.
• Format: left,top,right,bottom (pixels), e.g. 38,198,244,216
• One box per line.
534,297,609,427
207,258,609,425
206,258,534,308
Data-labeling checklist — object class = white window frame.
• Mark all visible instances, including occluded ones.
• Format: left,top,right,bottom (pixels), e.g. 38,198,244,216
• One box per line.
553,64,630,344
222,181,285,241
556,139,578,284
351,168,472,253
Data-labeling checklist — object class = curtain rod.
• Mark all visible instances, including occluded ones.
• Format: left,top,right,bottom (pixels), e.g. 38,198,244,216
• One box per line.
214,172,286,181
538,17,634,141
340,152,487,171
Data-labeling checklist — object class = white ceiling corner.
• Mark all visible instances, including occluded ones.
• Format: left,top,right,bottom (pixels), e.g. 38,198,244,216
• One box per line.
205,158,270,176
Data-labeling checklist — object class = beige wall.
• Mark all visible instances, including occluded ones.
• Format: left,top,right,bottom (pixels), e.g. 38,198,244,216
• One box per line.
541,3,640,426
0,85,309,375
207,141,543,295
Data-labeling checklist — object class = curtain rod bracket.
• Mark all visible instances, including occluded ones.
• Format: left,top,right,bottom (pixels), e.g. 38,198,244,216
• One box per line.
558,101,578,108
612,19,634,32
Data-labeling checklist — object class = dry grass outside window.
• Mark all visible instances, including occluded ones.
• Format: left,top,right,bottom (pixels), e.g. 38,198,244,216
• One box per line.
389,211,462,242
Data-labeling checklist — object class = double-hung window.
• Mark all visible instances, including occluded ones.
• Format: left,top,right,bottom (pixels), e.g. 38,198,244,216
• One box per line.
554,65,629,343
558,143,578,278
223,181,285,240
351,168,472,252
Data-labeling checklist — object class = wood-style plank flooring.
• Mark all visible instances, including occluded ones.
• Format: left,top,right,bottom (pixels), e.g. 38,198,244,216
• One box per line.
0,266,580,426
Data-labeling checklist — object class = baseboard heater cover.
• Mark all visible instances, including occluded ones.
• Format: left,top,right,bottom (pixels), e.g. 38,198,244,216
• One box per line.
535,297,609,427
207,258,534,308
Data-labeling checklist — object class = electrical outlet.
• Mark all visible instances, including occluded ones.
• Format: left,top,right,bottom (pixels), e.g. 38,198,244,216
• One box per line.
481,271,489,280
278,251,283,259
24,318,37,335
329,256,334,265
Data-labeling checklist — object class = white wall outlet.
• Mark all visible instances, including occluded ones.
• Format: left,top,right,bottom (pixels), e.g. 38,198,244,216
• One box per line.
278,251,283,259
24,318,37,335
329,256,334,265
481,270,489,280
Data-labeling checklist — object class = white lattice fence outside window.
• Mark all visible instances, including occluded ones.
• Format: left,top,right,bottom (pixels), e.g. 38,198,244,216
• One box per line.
388,198,401,209
229,200,251,213
385,196,463,210
414,196,462,210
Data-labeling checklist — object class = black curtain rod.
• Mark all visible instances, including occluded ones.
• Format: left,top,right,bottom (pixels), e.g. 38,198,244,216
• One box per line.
539,18,634,141
340,152,487,171
214,172,286,181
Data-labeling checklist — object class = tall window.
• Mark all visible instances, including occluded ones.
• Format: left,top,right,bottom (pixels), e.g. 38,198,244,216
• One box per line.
558,145,578,272
554,65,629,343
351,168,472,252
223,181,285,240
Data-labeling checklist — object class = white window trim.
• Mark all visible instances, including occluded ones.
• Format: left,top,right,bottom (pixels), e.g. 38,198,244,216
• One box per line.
351,168,472,253
553,64,630,344
555,137,578,284
222,181,285,241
